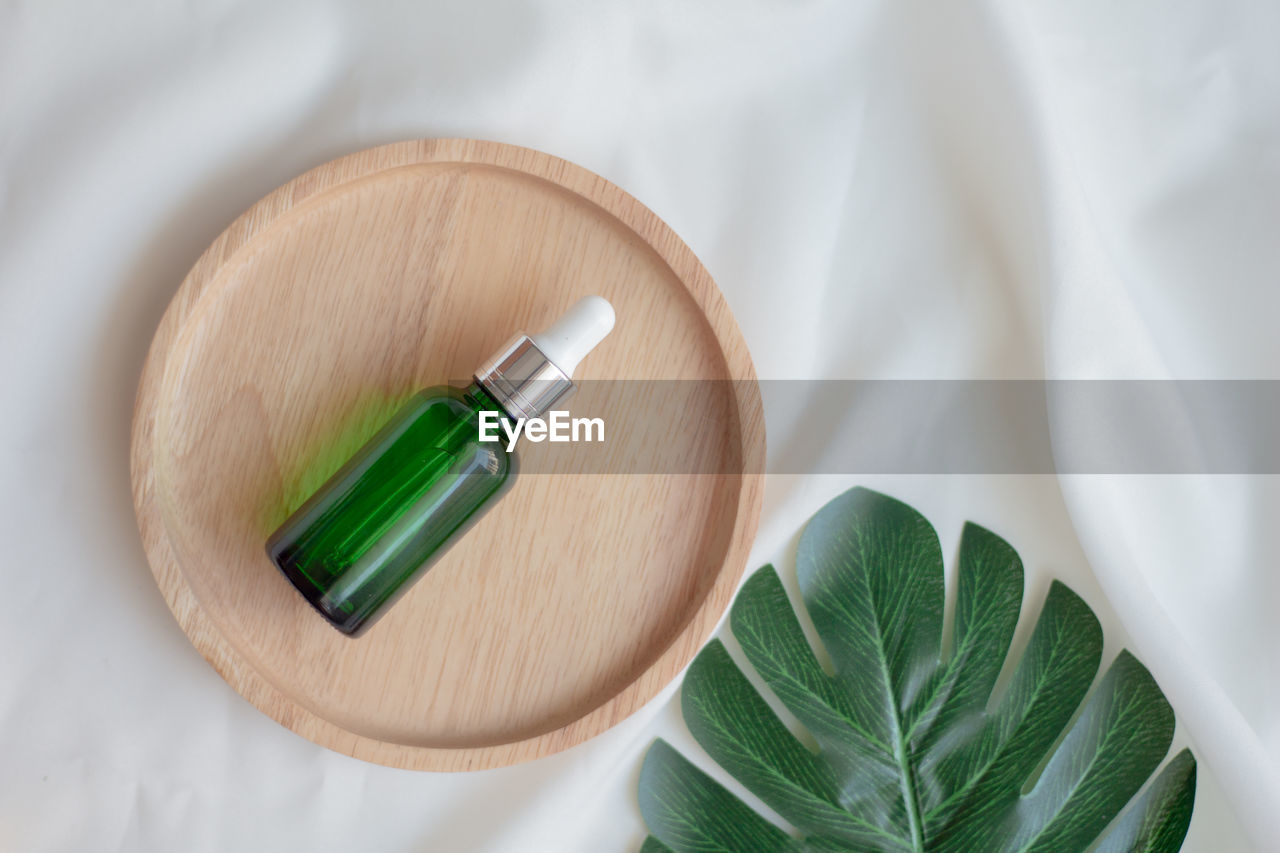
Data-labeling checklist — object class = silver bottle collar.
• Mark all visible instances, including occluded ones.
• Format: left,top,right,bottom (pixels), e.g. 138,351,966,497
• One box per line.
474,334,576,421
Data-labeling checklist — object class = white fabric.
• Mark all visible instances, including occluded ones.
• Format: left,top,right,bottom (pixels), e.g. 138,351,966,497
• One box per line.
1,1,1276,850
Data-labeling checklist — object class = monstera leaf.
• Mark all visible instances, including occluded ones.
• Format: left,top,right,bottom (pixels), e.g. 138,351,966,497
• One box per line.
638,488,1194,852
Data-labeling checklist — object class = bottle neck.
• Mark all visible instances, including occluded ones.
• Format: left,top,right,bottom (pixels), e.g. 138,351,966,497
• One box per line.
465,381,513,420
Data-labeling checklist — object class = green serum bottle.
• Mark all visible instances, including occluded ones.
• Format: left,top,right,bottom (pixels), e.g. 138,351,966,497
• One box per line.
267,296,615,636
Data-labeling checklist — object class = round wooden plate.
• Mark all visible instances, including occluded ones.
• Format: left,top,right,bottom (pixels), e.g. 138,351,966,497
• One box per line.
130,139,765,771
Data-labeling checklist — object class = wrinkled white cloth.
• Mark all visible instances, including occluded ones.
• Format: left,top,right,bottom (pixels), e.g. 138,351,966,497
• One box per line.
2,1,1277,850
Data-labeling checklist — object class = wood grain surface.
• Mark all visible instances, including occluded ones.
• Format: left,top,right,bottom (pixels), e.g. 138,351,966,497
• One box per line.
130,139,765,771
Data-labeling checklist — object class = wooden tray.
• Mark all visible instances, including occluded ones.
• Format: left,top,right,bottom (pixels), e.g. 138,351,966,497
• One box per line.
130,139,765,771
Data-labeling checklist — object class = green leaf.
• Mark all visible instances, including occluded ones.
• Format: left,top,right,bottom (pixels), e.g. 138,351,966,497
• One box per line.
639,836,679,853
638,739,796,852
1094,749,1196,853
638,487,1194,853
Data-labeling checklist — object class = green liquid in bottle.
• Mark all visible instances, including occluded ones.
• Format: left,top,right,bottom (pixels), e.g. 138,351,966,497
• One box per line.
268,383,516,636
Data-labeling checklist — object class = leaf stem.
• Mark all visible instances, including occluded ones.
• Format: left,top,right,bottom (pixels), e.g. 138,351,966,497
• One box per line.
893,708,926,851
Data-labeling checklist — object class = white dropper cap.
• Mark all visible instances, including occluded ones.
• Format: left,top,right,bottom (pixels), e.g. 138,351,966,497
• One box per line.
531,295,615,378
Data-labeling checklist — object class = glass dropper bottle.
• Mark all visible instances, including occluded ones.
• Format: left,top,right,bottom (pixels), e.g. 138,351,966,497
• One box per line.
267,296,616,636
